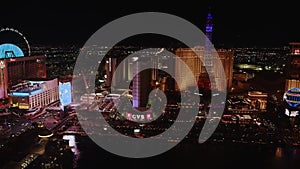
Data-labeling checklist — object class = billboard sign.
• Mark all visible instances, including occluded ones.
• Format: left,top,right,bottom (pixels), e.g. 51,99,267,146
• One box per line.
59,82,72,106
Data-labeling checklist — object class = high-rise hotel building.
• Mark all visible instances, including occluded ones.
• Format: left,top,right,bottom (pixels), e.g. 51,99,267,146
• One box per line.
175,46,234,92
285,42,300,91
0,44,46,98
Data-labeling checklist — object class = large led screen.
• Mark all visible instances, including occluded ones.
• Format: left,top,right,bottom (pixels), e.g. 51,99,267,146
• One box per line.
59,82,72,106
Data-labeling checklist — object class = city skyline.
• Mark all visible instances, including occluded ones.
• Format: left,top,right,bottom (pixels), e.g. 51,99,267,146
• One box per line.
2,1,300,169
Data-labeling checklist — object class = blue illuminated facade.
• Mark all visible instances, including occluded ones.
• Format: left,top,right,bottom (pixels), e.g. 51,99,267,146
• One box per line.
59,82,72,106
11,89,42,97
0,43,24,59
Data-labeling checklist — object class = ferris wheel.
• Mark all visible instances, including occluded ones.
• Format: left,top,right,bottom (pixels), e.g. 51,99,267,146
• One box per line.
0,27,31,56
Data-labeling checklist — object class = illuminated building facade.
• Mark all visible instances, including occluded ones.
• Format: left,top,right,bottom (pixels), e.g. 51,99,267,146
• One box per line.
132,69,152,108
105,50,160,109
285,42,300,91
247,91,268,111
0,43,46,98
105,57,117,87
160,76,175,92
218,49,235,91
8,78,59,109
105,56,135,88
175,47,204,90
6,55,47,83
175,47,234,91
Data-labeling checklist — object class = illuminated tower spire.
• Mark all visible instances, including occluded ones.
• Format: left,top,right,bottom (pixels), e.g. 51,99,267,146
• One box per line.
205,7,213,44
199,2,215,90
205,2,213,55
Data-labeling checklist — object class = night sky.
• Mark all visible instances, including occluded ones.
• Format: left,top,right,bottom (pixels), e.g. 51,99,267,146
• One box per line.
1,0,300,47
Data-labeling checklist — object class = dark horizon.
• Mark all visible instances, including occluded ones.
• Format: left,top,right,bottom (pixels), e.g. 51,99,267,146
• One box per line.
1,0,300,48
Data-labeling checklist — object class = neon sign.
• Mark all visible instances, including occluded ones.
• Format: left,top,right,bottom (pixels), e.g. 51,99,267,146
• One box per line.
127,112,151,121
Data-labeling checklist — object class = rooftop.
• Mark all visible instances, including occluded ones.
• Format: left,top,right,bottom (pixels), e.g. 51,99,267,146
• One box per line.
9,81,43,96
